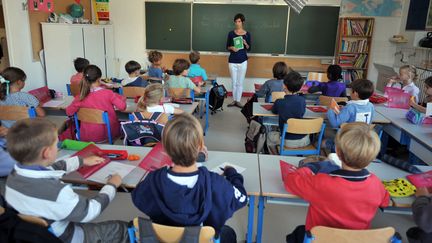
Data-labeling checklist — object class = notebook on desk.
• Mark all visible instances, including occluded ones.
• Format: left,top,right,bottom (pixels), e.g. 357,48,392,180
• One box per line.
74,144,111,178
138,143,173,171
29,86,65,107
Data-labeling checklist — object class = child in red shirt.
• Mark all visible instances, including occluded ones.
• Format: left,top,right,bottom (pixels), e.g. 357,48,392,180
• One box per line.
66,65,126,143
70,57,89,85
285,122,390,243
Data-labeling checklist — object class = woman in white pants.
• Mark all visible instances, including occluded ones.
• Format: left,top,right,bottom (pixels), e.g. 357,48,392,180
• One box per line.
226,13,251,108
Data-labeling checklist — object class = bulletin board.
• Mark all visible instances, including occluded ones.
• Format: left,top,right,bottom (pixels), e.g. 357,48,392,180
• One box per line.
28,0,92,61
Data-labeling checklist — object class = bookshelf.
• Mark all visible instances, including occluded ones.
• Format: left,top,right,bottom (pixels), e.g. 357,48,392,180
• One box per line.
336,17,375,84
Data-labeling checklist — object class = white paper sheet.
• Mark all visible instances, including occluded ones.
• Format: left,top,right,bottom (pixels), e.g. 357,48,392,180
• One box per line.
43,100,65,107
87,162,136,184
211,162,246,175
426,103,432,117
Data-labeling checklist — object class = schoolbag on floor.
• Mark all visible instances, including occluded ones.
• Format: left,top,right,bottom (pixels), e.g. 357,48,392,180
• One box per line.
209,82,227,113
121,112,165,147
245,120,267,154
241,94,258,123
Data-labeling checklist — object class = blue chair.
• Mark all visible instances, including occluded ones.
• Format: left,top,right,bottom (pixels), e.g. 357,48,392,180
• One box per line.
303,226,402,243
0,106,36,121
73,108,113,144
128,217,220,243
280,118,326,156
204,87,211,135
66,83,80,96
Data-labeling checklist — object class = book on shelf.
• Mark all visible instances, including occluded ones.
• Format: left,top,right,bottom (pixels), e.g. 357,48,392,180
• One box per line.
342,70,365,83
338,54,368,69
343,19,373,36
341,39,368,53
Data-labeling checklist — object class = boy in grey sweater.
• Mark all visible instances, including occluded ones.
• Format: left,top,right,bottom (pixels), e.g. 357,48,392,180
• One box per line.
407,187,432,243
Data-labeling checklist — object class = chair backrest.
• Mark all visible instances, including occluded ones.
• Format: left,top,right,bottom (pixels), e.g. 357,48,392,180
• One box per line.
0,106,36,121
271,92,285,102
76,108,105,124
67,83,81,97
132,218,216,243
168,88,193,99
307,226,398,243
74,108,113,144
286,118,324,135
122,86,146,98
319,95,348,107
307,72,329,82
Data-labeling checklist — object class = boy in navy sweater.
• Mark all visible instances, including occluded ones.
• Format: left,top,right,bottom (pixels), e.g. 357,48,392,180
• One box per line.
132,113,247,243
272,71,309,148
122,60,148,87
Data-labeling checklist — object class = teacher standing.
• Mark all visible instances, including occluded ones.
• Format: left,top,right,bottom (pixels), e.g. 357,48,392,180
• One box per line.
226,13,251,108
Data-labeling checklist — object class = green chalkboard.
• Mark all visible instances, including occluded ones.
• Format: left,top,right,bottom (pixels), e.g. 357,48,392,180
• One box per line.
286,6,340,56
192,4,288,54
145,2,191,51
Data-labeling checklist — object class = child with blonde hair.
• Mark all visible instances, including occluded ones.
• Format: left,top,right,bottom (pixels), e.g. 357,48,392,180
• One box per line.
136,83,183,116
387,65,420,103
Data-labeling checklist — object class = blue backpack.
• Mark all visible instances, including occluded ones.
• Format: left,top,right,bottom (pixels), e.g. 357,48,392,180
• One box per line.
121,112,165,147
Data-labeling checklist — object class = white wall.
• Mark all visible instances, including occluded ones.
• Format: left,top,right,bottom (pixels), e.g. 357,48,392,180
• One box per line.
2,0,46,91
109,0,148,78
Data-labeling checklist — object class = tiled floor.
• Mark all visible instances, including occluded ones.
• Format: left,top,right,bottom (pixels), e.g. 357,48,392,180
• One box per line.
71,96,416,243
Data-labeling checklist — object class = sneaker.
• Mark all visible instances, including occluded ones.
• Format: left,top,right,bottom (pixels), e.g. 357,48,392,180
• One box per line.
227,101,236,107
235,101,244,108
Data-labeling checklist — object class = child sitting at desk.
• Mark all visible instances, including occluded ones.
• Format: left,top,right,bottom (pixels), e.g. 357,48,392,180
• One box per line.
187,50,207,85
0,67,45,128
256,61,291,102
166,59,201,94
70,57,89,85
121,61,149,87
135,83,183,121
327,79,375,128
147,50,167,82
308,64,346,97
387,65,420,103
285,123,390,243
132,113,247,243
5,118,129,243
66,65,126,143
406,187,432,243
271,71,309,148
410,76,432,113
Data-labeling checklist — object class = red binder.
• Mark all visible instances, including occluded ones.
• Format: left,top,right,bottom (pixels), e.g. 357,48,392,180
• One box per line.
138,143,173,171
74,144,111,178
407,170,432,189
307,106,328,113
261,104,273,111
279,160,297,182
28,86,51,104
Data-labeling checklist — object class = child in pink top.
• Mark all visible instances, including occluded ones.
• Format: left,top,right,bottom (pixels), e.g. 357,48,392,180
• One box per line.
66,65,126,143
70,57,89,85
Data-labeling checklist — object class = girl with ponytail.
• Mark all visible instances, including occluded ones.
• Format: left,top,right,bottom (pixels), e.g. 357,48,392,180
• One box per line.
66,65,127,142
0,67,45,128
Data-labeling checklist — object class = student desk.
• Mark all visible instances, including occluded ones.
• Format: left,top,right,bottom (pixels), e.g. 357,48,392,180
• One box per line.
42,96,199,118
375,106,432,165
58,144,261,243
252,102,391,124
255,154,431,243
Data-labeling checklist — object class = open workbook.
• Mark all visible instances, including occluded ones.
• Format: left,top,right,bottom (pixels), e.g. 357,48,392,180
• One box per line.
69,143,173,187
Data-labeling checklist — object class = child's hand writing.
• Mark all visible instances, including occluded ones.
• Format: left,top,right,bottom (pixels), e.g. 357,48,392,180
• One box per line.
107,174,122,188
83,156,105,166
415,187,430,197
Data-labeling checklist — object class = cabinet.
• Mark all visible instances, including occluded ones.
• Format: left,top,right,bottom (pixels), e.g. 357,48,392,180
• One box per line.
42,23,115,93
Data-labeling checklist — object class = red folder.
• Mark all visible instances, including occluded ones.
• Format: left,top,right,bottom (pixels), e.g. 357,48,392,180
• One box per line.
261,104,273,111
279,160,297,182
138,143,173,171
407,170,432,188
307,106,328,113
28,86,51,104
74,144,111,178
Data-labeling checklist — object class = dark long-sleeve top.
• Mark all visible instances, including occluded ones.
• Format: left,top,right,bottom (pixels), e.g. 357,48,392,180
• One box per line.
226,31,251,64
